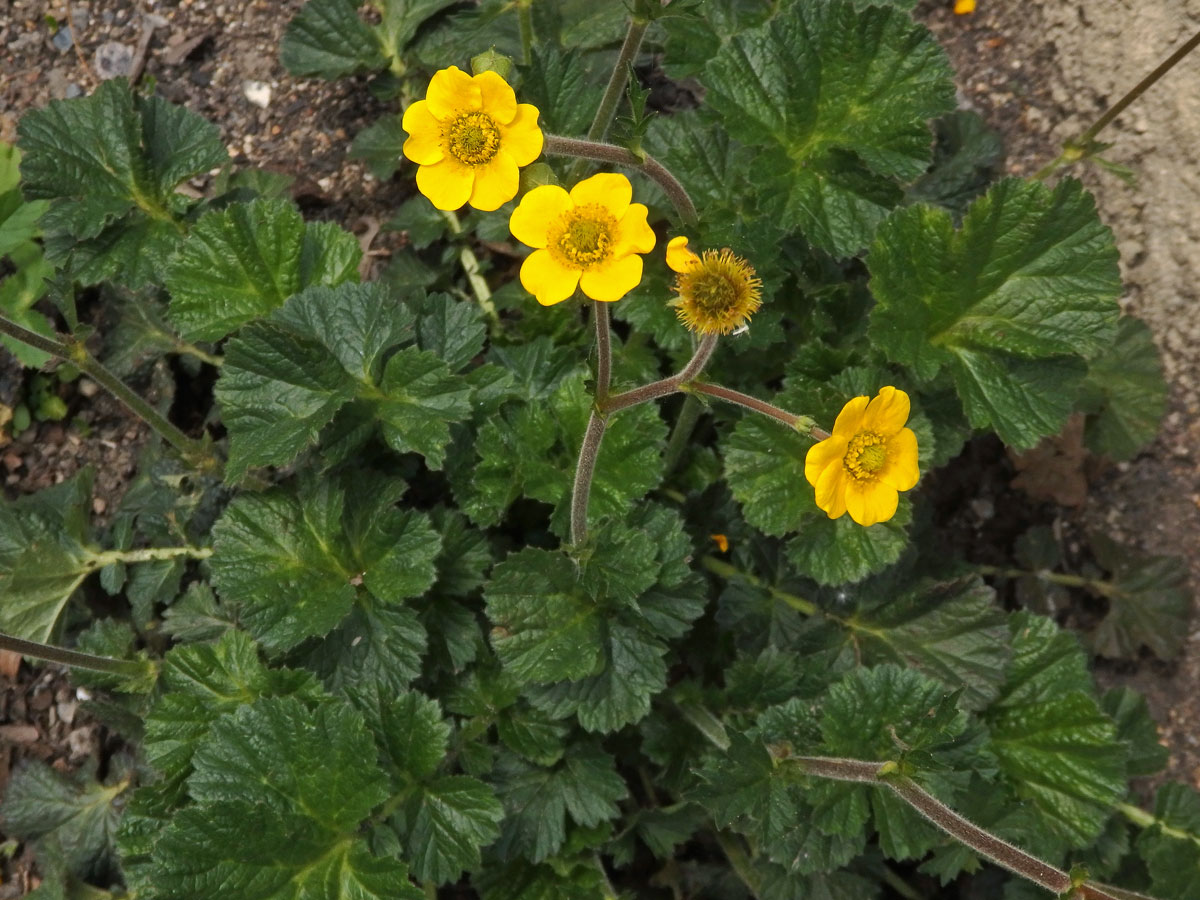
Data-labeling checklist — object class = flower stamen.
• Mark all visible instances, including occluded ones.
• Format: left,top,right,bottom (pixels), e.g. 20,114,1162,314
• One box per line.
671,247,762,335
548,204,616,268
445,112,502,166
843,431,888,482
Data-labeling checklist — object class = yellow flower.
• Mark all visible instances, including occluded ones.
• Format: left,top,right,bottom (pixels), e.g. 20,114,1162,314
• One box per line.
666,236,762,335
402,65,543,211
954,0,975,12
804,387,919,527
509,172,656,305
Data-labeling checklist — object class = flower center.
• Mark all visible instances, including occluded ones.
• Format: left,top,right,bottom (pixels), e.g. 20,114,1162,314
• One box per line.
446,112,501,166
549,204,617,268
673,249,763,335
843,431,887,482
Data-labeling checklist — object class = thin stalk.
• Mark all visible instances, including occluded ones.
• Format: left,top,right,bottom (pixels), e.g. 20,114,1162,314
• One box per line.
602,333,718,413
661,394,703,476
593,301,612,402
701,555,818,616
587,17,648,143
92,545,213,567
0,313,216,472
881,865,923,900
1118,801,1199,844
976,564,1113,595
569,410,608,546
1035,26,1200,180
0,632,150,678
517,0,534,66
689,382,830,439
177,340,222,367
712,830,762,895
441,210,501,334
545,134,698,225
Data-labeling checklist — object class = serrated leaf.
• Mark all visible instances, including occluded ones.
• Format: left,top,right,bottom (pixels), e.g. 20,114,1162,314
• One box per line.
848,575,1011,709
166,198,361,342
986,616,1126,847
348,114,407,180
485,547,604,685
1086,533,1191,661
703,0,954,255
723,415,815,536
519,46,596,136
373,0,461,62
492,744,628,863
786,501,911,586
377,346,473,468
905,110,1005,216
413,292,487,372
1137,784,1200,900
17,79,226,289
397,775,504,884
0,760,127,882
280,0,386,78
305,602,427,693
869,178,1121,448
210,477,439,652
1080,317,1166,460
1102,687,1168,779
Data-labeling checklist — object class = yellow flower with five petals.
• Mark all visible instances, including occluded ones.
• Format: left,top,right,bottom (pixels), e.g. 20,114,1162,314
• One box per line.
509,172,656,305
804,387,919,527
402,66,543,211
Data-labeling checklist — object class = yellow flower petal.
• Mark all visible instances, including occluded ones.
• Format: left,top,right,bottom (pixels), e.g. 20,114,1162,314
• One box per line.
815,462,848,519
804,435,848,487
401,100,444,165
416,158,474,211
509,185,571,248
579,253,643,302
468,151,519,211
475,70,518,124
861,386,911,436
831,395,869,438
500,103,544,167
844,479,898,527
426,65,480,118
879,427,920,491
666,236,700,273
521,248,581,305
614,203,656,256
569,172,632,217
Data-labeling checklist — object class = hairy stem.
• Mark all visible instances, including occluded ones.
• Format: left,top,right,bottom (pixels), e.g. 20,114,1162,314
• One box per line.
1035,25,1200,180
976,564,1115,596
0,631,151,677
569,410,608,546
688,382,831,439
544,134,698,225
593,301,612,402
517,0,534,66
587,17,648,143
700,555,818,616
0,313,217,472
602,333,718,413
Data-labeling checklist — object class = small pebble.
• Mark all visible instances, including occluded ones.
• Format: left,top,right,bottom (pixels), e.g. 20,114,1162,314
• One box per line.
51,26,74,52
94,41,135,80
243,80,271,108
77,378,99,398
92,497,107,515
65,83,84,99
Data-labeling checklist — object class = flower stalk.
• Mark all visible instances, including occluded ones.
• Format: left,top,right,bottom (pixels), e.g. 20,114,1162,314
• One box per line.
0,631,155,678
544,134,699,225
687,382,830,439
0,312,218,473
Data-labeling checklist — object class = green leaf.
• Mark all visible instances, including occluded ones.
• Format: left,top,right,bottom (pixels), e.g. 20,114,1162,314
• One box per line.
985,616,1126,846
306,602,428,693
848,575,1011,709
413,292,487,372
17,79,226,288
485,547,604,685
348,114,407,180
0,473,98,642
1086,532,1191,661
377,346,473,468
786,501,911,586
519,47,596,136
1137,784,1200,900
905,110,1005,216
0,760,127,881
493,743,628,863
280,0,386,78
703,0,954,255
152,698,419,900
373,0,461,63
210,481,356,650
1080,317,1166,459
166,198,361,342
216,282,456,481
869,178,1121,447
396,775,504,884
1102,687,1168,779
723,415,815,536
